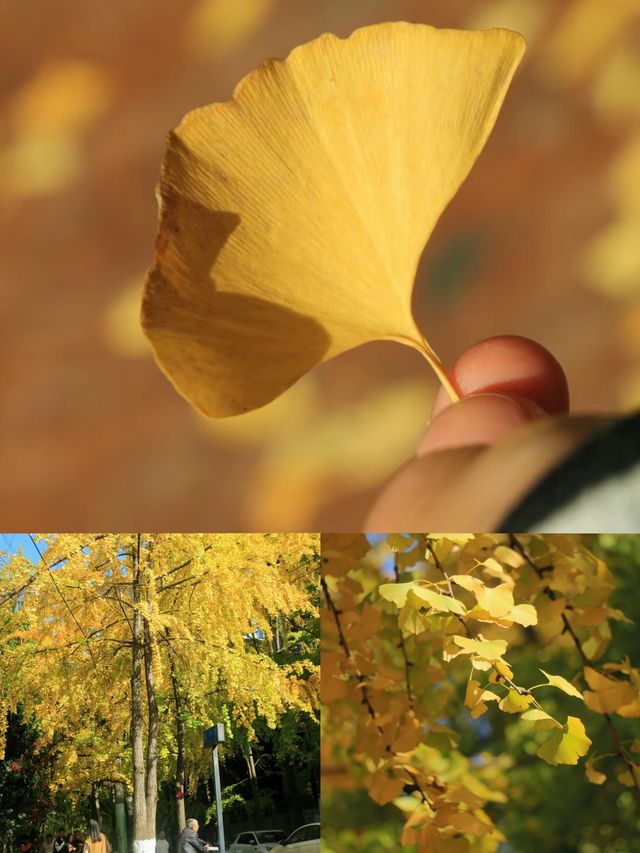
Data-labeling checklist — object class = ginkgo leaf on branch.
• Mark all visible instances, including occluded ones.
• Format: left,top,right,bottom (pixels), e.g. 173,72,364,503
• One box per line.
539,669,583,700
409,585,467,615
521,708,560,729
369,765,406,805
141,22,525,417
585,755,607,785
583,666,637,714
445,634,508,663
379,582,416,608
537,716,592,766
465,678,499,719
499,689,533,713
380,581,466,615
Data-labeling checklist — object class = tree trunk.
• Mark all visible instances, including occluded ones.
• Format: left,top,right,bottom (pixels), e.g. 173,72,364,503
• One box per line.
168,632,187,832
143,615,159,840
244,743,261,817
130,535,154,853
92,781,102,824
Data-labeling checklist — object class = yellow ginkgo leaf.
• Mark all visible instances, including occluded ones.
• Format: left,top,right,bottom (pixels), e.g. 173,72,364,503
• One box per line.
585,755,606,785
369,766,405,805
539,669,584,700
450,634,508,662
537,716,592,766
465,678,499,719
583,666,637,714
141,22,525,417
498,688,533,713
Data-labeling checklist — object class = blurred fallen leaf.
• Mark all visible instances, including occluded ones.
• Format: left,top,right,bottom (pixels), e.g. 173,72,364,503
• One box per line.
8,58,112,136
619,301,640,358
184,0,276,60
468,0,549,44
0,134,79,197
103,275,151,357
142,22,525,417
582,135,640,299
197,374,321,446
608,135,640,216
618,365,640,411
591,44,640,125
541,0,640,87
243,377,434,529
582,217,640,298
1,58,112,199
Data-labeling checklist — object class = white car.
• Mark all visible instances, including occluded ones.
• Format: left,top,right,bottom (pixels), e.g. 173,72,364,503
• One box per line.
270,823,320,853
228,830,287,852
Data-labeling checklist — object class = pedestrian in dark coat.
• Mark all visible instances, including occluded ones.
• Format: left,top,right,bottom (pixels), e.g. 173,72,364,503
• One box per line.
178,820,210,853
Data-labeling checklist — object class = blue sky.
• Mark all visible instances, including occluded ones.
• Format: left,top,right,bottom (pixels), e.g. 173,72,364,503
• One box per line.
0,533,47,564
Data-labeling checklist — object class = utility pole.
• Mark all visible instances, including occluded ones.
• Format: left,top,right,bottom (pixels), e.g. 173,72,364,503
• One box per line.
204,724,226,853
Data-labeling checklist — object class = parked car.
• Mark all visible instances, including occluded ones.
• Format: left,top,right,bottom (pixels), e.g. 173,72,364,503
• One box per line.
228,829,287,852
270,823,320,852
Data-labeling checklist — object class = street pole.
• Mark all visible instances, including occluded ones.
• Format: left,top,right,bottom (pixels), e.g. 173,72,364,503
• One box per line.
114,782,128,853
211,745,226,853
204,724,226,853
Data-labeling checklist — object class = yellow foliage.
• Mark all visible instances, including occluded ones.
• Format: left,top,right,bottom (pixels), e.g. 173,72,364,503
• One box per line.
1,533,319,793
322,533,637,849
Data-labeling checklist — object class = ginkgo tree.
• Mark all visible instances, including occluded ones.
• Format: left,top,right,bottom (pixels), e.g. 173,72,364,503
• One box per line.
322,533,640,852
1,533,319,851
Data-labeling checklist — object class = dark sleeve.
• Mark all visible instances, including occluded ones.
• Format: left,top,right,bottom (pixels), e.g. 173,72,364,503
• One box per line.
500,411,640,532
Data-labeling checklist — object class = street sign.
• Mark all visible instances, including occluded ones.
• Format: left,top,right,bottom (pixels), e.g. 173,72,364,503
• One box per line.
204,723,226,747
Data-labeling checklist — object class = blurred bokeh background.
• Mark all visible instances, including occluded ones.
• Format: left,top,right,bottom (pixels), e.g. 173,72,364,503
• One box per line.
3,0,640,530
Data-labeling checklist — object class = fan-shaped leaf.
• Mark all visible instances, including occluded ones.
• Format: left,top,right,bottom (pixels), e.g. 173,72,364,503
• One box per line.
142,22,525,416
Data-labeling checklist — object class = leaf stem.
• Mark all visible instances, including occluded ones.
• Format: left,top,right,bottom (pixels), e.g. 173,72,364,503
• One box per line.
390,335,461,402
393,556,414,707
417,336,460,402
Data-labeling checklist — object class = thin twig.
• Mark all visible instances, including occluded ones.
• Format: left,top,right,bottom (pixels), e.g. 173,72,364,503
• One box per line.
393,556,414,706
321,576,384,736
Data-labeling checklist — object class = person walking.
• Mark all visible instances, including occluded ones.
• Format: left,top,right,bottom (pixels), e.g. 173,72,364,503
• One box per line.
178,819,210,853
82,820,111,853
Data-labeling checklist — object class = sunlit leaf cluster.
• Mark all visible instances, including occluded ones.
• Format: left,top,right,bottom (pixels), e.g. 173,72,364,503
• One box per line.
321,533,640,852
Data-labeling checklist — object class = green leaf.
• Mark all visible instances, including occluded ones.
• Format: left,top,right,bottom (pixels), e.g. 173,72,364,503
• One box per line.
379,582,415,608
409,585,466,615
399,607,431,635
537,716,591,766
